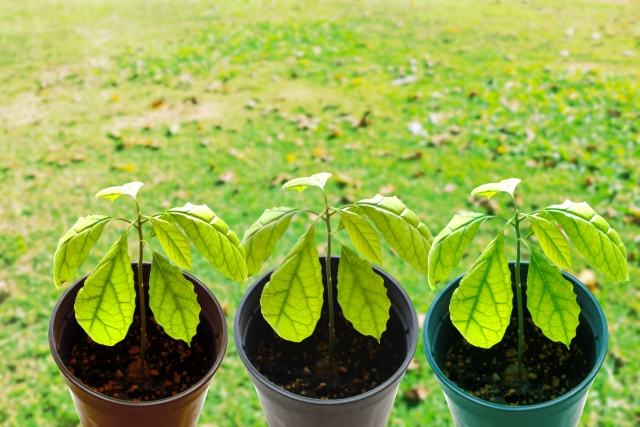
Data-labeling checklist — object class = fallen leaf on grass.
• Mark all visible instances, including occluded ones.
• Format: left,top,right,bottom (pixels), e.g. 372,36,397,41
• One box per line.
400,152,422,161
218,171,236,184
392,75,418,86
271,173,293,187
443,183,457,193
403,385,429,402
577,269,597,293
407,121,428,137
111,163,137,172
378,184,396,195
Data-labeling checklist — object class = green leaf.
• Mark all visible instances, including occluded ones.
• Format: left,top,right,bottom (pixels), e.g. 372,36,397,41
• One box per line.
149,252,201,345
471,178,521,199
148,213,176,240
149,216,192,270
428,212,489,290
449,232,512,349
545,200,628,282
168,203,247,283
336,205,365,233
282,172,332,193
95,182,144,202
337,245,390,341
527,252,580,348
260,225,323,342
74,232,135,346
53,215,111,289
528,214,572,270
355,195,432,275
338,208,383,264
242,207,299,276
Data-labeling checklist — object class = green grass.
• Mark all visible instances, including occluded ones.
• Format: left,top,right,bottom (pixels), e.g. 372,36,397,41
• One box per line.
1,0,640,425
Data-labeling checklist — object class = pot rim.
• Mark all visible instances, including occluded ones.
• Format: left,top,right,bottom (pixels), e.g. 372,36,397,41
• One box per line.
423,260,609,412
234,255,418,406
48,261,228,407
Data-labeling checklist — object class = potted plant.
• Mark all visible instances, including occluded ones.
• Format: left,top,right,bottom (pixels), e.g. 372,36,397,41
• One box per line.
48,182,247,427
423,178,628,427
234,172,430,427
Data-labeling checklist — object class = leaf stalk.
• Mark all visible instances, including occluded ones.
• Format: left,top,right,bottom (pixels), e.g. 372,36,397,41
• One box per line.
135,201,148,382
323,193,335,374
512,197,525,379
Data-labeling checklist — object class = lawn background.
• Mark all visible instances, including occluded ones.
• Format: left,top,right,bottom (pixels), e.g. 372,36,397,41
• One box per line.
1,0,639,425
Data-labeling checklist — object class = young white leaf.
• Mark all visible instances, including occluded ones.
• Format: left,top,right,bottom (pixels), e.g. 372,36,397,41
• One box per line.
242,207,299,276
53,215,111,289
149,216,192,270
260,225,324,342
545,200,628,282
471,178,521,199
149,252,201,345
528,214,572,270
282,172,332,193
95,182,144,202
337,245,390,341
449,232,512,348
428,212,489,289
74,232,135,346
168,203,247,283
355,195,432,275
527,251,580,348
338,208,383,264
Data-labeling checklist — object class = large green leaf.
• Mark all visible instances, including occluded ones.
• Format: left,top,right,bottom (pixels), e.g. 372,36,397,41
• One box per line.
168,203,247,283
355,195,432,275
74,232,135,346
282,172,332,193
338,208,383,264
242,207,299,276
260,225,323,342
337,245,390,341
527,251,580,348
428,212,489,290
53,215,111,289
149,216,192,270
95,182,144,202
149,252,201,345
471,178,521,199
449,232,512,348
545,200,628,282
528,214,572,270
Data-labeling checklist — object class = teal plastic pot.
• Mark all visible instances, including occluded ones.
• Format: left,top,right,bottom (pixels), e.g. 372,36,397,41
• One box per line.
423,262,608,427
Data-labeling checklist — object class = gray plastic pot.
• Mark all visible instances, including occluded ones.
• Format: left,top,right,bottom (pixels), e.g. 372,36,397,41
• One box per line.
423,261,608,427
49,262,228,427
234,256,418,427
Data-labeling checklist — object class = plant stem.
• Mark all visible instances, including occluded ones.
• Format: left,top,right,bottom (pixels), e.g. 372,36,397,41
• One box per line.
512,202,525,379
136,205,147,379
323,194,335,373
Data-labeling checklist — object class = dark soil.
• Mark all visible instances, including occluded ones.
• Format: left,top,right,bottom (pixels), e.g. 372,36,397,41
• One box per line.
252,308,402,400
65,315,209,402
442,315,590,406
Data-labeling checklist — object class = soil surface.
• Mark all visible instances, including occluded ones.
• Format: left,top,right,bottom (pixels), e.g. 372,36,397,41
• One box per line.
442,315,590,406
252,308,402,400
65,315,210,402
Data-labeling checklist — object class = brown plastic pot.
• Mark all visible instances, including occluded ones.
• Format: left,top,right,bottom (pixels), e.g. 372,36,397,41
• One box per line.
48,262,228,427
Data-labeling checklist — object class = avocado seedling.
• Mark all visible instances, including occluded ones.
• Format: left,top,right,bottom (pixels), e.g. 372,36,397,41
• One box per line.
428,178,628,402
242,172,433,394
53,182,246,399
